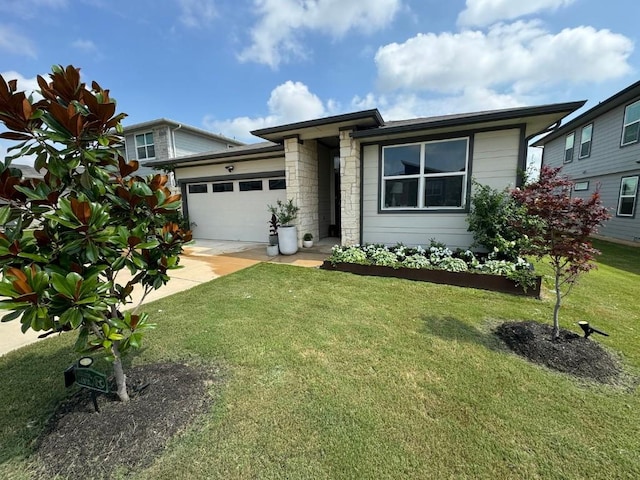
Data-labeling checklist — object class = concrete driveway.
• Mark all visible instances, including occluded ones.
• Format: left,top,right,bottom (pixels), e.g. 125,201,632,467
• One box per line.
0,240,328,356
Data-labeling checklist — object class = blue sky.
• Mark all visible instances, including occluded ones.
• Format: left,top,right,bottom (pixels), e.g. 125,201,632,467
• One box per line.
0,0,638,150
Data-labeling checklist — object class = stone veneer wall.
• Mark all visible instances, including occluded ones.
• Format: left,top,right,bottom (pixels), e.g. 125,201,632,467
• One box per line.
339,129,361,245
284,137,319,245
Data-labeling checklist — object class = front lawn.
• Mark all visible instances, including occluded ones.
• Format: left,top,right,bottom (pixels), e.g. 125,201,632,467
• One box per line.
1,241,639,479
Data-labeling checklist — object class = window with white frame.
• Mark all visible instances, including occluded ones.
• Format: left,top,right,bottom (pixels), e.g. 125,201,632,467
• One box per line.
381,138,469,210
564,132,575,163
574,181,589,191
135,132,155,160
579,124,593,158
622,100,640,146
617,175,638,217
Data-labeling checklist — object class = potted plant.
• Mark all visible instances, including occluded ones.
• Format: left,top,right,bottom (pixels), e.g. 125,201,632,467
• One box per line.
268,199,300,255
267,213,279,256
303,233,313,248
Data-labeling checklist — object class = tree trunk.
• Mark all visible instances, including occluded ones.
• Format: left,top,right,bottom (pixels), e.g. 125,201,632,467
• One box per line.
552,270,562,340
111,341,130,402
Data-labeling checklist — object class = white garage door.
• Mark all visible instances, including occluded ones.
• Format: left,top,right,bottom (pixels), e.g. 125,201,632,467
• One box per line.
185,177,286,242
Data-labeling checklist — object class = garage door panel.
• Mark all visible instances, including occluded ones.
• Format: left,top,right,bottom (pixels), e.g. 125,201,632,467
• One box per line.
186,179,286,242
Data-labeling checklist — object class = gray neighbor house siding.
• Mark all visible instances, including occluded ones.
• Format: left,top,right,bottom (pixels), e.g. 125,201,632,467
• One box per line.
122,119,243,176
535,81,640,245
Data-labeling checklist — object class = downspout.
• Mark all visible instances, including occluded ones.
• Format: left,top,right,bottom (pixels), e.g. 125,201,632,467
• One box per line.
171,123,182,158
520,120,563,186
169,124,182,188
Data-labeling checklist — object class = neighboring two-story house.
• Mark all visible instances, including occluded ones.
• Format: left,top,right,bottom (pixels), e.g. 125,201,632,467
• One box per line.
534,80,640,245
121,119,244,176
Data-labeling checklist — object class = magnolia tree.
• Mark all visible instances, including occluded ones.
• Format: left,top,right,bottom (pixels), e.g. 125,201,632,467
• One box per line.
0,65,191,401
511,165,609,339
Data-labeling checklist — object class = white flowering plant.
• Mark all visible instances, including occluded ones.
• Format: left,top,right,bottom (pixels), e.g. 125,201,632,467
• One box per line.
327,240,538,290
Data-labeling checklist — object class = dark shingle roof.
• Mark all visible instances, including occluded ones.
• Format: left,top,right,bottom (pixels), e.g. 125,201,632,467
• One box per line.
533,80,640,147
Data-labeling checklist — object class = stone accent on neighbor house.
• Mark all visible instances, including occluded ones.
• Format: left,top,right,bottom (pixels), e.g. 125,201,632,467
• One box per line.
284,137,319,245
153,126,171,160
339,129,361,245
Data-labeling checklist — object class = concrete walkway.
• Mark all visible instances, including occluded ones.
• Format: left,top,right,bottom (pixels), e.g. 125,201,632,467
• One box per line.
0,240,329,356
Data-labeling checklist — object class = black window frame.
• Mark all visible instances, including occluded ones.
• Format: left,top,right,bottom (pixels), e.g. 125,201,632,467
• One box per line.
617,175,639,217
564,132,575,163
239,180,263,192
621,99,640,147
268,178,286,190
380,137,469,211
579,124,593,159
188,184,208,194
212,182,234,193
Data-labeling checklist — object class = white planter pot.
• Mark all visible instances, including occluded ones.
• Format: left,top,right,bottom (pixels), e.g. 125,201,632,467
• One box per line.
303,240,313,248
266,244,279,256
278,225,298,255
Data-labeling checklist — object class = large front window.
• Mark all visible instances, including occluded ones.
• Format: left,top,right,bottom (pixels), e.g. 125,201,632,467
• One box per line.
382,138,468,210
135,132,155,160
622,100,640,146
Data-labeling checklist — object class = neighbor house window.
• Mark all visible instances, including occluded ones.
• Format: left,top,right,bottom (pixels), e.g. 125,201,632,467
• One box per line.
381,138,468,210
564,132,575,163
135,132,155,160
579,124,593,158
239,180,263,191
574,181,589,191
617,175,639,217
622,100,640,146
188,184,207,194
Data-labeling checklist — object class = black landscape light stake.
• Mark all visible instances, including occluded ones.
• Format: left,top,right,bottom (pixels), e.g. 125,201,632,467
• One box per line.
578,321,609,339
64,356,108,413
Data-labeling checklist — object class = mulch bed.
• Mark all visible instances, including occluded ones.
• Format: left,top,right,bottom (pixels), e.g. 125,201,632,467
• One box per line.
34,362,221,479
495,321,622,384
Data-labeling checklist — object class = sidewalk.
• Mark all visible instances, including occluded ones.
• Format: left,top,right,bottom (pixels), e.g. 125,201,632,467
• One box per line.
0,242,329,356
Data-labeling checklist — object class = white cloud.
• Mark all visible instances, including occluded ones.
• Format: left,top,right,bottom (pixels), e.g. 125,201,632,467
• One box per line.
375,21,633,94
176,0,217,28
0,25,36,57
0,71,40,96
239,0,403,68
458,0,575,27
204,81,332,142
72,39,98,53
351,87,525,121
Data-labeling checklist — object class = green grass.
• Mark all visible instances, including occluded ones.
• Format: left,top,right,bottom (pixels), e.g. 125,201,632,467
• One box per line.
1,241,639,479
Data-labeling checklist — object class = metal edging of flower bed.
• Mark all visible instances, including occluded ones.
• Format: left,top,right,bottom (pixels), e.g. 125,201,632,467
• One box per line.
320,261,542,298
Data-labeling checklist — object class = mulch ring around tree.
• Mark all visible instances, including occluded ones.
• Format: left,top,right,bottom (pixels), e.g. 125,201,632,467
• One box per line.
34,362,222,480
495,321,625,385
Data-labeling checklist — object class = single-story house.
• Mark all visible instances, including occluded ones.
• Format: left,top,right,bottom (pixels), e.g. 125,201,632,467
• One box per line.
147,102,584,249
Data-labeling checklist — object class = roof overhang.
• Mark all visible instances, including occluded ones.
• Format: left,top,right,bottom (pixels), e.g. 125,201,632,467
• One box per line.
353,101,586,142
533,80,640,146
251,109,384,143
144,142,284,169
122,118,244,146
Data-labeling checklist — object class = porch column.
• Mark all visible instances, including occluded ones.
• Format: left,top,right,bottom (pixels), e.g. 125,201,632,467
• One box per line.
284,137,319,245
339,128,361,245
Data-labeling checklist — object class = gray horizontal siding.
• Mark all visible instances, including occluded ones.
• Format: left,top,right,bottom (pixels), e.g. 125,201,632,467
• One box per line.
572,171,640,243
361,129,521,250
543,97,640,178
541,95,640,244
174,130,230,157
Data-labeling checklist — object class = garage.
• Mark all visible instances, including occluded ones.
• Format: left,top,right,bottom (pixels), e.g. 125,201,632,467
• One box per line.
185,176,286,242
